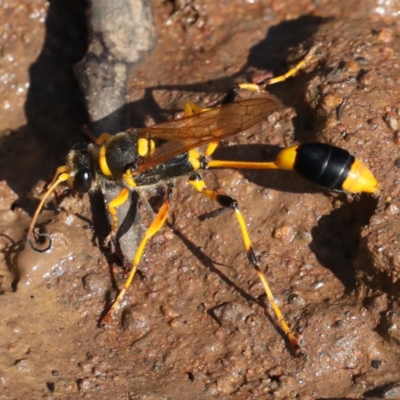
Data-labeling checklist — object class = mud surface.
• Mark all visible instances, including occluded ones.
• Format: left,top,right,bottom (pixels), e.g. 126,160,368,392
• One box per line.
1,1,400,399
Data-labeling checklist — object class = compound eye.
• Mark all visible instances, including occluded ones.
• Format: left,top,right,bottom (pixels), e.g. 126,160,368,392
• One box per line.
73,167,92,193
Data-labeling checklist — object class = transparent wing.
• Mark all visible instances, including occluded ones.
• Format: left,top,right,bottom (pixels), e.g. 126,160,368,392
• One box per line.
136,95,281,171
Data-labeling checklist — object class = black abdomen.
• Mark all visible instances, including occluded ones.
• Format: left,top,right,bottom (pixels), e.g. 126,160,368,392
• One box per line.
294,143,354,190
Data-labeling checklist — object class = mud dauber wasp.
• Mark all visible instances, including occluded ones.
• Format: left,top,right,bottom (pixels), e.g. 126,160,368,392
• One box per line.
27,48,379,356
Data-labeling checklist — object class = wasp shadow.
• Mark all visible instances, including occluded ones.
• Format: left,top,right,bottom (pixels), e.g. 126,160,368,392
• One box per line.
309,195,378,290
24,0,89,150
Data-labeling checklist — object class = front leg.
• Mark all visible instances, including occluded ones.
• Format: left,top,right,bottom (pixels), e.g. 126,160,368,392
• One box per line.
104,187,130,246
101,187,172,324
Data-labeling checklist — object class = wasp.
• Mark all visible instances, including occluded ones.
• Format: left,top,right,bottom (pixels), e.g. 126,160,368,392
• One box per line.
27,53,379,357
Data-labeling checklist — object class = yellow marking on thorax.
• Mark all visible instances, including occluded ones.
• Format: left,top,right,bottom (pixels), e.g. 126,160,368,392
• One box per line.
123,169,137,188
138,138,150,157
188,149,202,171
149,140,156,155
99,145,113,176
205,141,219,156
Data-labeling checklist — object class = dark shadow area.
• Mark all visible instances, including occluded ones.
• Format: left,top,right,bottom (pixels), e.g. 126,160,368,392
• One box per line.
25,0,89,149
87,191,109,248
364,381,400,398
358,252,400,297
357,245,400,297
0,234,24,293
317,398,358,400
246,15,327,73
0,0,89,212
309,195,378,290
357,237,400,341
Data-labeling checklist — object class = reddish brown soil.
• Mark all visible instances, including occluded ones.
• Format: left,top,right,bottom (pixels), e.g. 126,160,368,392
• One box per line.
1,1,400,399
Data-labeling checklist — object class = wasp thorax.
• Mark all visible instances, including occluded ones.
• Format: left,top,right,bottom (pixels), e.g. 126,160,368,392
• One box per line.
104,132,143,177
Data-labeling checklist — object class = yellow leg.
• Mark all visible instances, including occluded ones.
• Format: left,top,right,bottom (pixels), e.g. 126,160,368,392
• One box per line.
188,174,302,356
236,46,317,94
238,83,264,93
266,46,317,85
102,188,172,324
183,102,210,116
205,141,219,157
207,160,279,170
105,187,130,245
